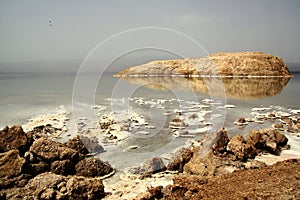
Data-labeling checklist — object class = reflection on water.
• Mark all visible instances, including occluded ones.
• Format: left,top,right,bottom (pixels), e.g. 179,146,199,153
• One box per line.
118,76,291,99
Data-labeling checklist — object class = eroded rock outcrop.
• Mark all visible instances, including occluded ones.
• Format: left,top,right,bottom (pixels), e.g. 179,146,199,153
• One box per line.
115,52,291,77
0,125,113,199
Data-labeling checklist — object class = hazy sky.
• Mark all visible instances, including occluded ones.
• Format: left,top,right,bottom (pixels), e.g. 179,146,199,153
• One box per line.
0,0,300,73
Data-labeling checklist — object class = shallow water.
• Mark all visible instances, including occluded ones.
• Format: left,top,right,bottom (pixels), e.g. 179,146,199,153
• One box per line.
0,73,299,169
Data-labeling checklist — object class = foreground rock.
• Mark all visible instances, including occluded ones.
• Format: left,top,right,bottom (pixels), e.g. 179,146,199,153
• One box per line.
4,172,106,200
130,157,166,178
75,158,114,177
0,126,113,199
0,125,33,154
115,52,291,77
157,159,300,199
0,150,26,179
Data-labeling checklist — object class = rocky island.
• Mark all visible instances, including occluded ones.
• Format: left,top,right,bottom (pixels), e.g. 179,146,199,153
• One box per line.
115,52,292,77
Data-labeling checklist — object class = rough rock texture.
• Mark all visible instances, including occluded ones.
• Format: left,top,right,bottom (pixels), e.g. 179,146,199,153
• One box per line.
167,147,193,172
65,135,90,155
66,176,105,200
0,125,33,153
51,160,74,175
3,172,106,200
227,134,256,161
75,158,113,177
30,137,81,163
162,159,300,200
183,151,241,177
246,128,288,154
131,157,166,177
65,135,105,155
115,52,291,77
0,150,26,179
211,127,230,155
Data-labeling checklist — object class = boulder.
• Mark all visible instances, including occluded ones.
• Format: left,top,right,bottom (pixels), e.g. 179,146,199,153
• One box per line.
29,161,50,176
0,125,32,153
75,158,113,177
66,176,105,200
51,160,74,175
246,129,288,154
131,157,166,177
167,147,193,172
65,135,104,155
0,150,26,179
65,135,89,155
6,172,105,200
30,137,81,163
183,151,233,177
211,127,230,155
227,134,256,161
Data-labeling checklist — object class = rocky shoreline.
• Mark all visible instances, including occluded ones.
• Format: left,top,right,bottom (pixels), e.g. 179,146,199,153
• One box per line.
0,122,299,199
1,98,300,199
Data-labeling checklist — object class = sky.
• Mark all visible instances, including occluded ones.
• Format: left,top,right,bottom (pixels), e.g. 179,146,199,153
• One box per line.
0,0,300,73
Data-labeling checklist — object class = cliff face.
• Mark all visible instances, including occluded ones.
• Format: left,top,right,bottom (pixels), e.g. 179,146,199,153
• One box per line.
115,52,291,77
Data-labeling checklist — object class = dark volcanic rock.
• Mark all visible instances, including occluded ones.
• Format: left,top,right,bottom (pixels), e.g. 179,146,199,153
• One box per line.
30,137,81,163
167,147,193,172
0,125,32,153
75,158,113,177
0,150,26,179
227,134,256,161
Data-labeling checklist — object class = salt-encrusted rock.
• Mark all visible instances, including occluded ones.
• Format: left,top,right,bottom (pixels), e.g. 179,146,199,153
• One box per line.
0,150,26,179
233,117,248,126
167,147,193,172
227,134,256,161
115,52,291,77
30,137,81,163
75,158,113,177
0,125,32,153
211,127,230,155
